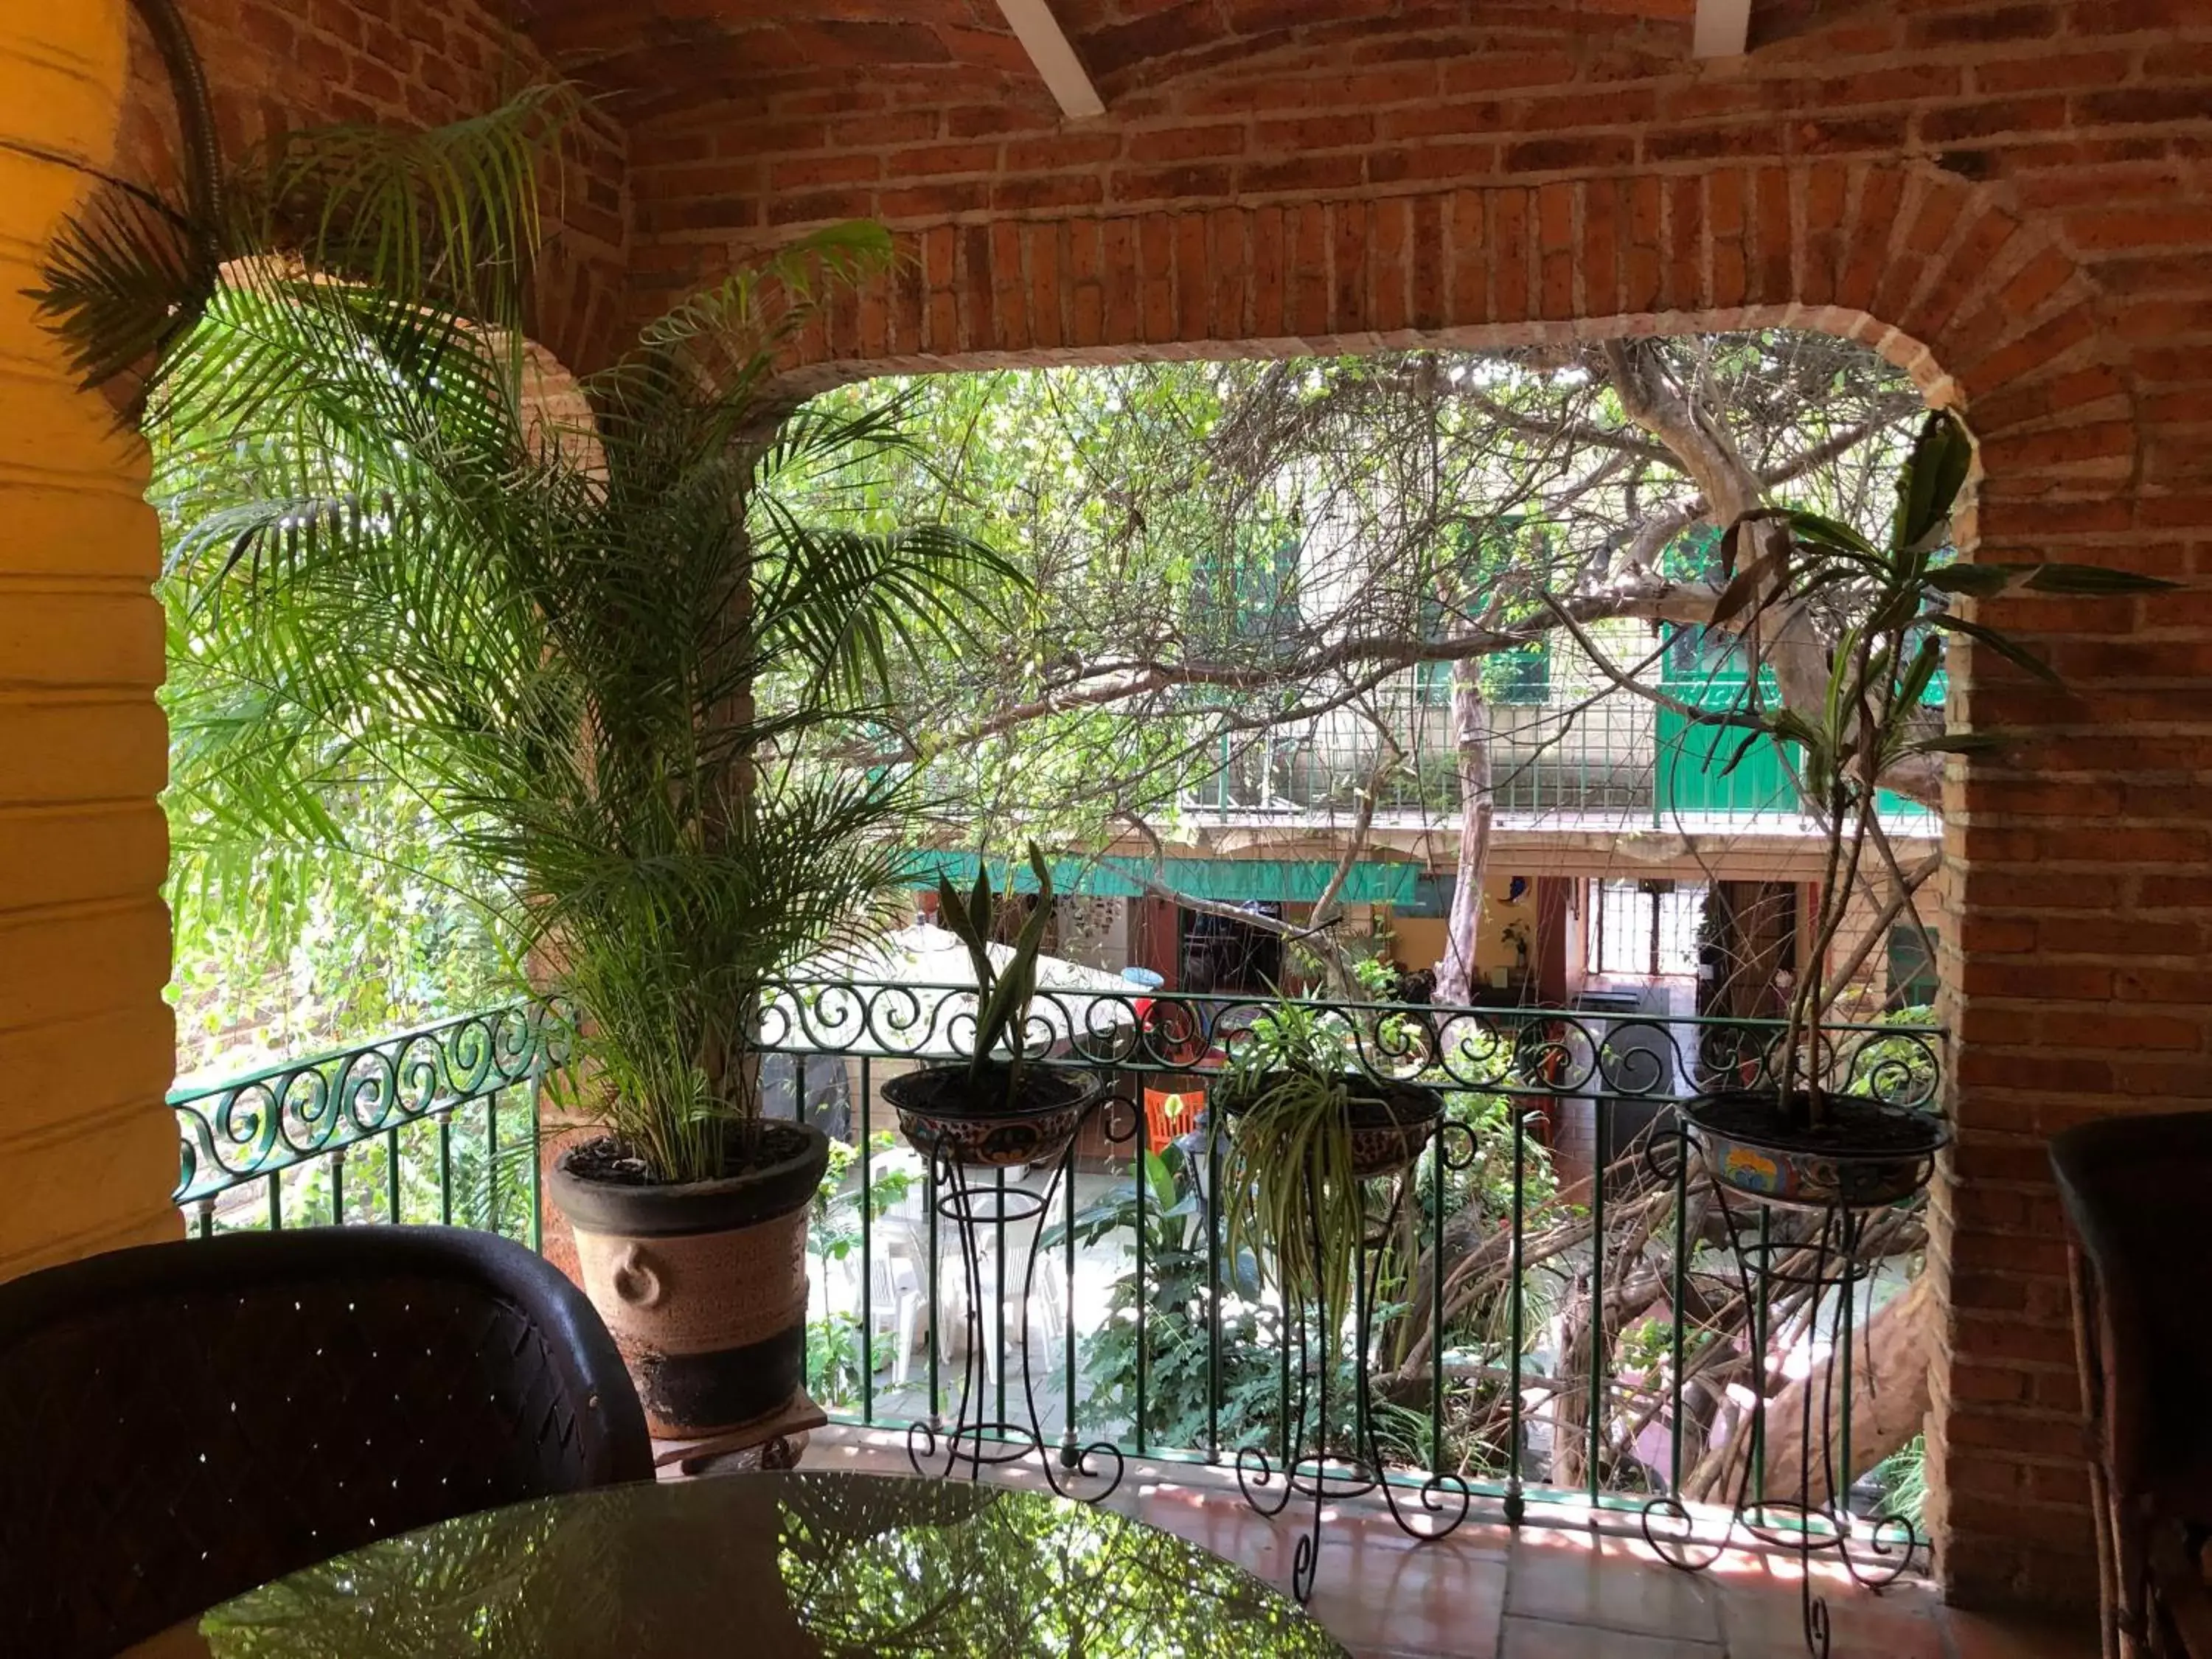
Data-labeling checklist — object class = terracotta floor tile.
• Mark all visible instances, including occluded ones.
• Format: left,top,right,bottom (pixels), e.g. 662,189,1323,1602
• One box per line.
1947,1609,2099,1659
1714,1585,1945,1659
1307,1537,1509,1656
1508,1537,1725,1642
1499,1614,1725,1658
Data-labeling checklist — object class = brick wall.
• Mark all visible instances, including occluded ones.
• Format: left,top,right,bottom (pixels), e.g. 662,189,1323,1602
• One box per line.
610,4,2212,1608
122,0,633,372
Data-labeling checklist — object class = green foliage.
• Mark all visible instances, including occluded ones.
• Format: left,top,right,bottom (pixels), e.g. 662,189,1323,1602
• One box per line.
1057,1081,1559,1474
1416,1088,1559,1235
1214,1002,1377,1321
37,83,582,409
1714,409,2174,1113
807,1131,913,1408
1352,956,1401,999
933,844,1054,1102
771,334,1924,855
44,92,1018,1183
1870,1432,1928,1531
260,1096,535,1240
1048,1139,1289,1451
163,764,512,1079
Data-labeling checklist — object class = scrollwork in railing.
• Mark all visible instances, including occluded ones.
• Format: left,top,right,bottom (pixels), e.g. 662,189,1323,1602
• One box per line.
753,978,1944,1110
170,999,575,1205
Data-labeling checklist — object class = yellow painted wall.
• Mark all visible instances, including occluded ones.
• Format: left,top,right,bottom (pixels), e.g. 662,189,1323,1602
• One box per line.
1384,874,1539,985
0,0,179,1277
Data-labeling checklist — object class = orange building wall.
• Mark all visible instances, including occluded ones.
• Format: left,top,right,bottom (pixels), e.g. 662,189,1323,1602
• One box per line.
0,0,181,1279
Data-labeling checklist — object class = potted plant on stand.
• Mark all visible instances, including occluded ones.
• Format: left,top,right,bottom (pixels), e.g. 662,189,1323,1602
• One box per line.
1680,408,2174,1208
1209,1000,1455,1597
41,91,1015,1441
883,847,1102,1170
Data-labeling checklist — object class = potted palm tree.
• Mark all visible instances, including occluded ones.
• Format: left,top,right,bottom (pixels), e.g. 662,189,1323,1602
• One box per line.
1681,409,2172,1209
41,91,1013,1436
881,848,1102,1169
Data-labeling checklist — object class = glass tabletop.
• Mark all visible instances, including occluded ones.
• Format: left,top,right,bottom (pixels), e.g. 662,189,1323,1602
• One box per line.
124,1470,1347,1657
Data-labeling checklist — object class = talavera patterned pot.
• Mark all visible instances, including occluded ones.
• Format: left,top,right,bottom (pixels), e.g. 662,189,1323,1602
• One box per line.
1682,1091,1947,1211
882,1065,1101,1169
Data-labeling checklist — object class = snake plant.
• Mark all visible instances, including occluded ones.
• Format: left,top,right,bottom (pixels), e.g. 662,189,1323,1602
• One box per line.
936,844,1055,1108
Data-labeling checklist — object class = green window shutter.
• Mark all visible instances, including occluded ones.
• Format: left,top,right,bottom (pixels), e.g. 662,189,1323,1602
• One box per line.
1482,643,1551,705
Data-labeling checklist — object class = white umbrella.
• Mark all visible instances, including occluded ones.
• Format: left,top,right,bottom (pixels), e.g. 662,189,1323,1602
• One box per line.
767,924,1142,1059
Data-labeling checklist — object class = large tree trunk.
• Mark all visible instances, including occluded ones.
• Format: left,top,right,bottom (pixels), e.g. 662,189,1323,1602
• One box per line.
1435,661,1494,1007
1685,1270,1934,1505
1599,338,1832,739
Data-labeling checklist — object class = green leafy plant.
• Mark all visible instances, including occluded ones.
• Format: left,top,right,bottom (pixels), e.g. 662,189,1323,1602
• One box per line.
42,90,1019,1186
1709,409,2174,1123
933,844,1054,1107
1048,1138,1290,1450
1869,1432,1928,1531
1214,1002,1374,1322
807,1132,913,1407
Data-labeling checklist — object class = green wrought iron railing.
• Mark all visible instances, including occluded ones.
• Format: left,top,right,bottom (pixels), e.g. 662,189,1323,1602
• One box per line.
166,983,1943,1540
756,979,1944,1539
168,1001,572,1247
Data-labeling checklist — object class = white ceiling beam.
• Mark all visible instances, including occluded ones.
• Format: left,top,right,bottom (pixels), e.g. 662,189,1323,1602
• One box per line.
994,0,1106,120
1692,0,1753,58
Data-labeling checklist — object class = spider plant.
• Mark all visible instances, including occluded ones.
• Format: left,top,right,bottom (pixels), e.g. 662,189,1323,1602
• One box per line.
38,87,1018,1186
1215,1004,1368,1321
1710,408,2174,1127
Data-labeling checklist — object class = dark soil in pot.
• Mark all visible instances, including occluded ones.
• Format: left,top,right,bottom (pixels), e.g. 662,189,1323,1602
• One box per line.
1683,1090,1948,1211
882,1064,1100,1169
551,1119,826,1236
547,1121,830,1439
1211,1071,1444,1178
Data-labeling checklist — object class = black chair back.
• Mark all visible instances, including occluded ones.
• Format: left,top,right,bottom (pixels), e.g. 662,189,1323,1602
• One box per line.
0,1225,652,1658
2051,1109,2212,1507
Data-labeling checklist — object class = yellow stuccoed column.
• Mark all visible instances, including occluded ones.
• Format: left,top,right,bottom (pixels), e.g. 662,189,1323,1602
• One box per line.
0,0,180,1276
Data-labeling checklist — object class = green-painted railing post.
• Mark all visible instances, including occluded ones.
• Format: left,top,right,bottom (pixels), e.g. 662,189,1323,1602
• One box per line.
525,1071,543,1255
434,1103,456,1226
860,1056,874,1427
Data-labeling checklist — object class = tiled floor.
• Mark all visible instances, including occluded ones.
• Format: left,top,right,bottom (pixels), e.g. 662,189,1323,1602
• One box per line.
803,1427,2094,1659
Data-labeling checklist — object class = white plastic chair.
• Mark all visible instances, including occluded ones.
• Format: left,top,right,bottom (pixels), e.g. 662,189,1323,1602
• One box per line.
871,1251,927,1386
967,1234,1069,1384
830,1246,928,1388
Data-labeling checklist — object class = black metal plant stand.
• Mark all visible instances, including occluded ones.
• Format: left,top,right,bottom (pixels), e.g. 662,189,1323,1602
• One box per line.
1236,1120,1481,1604
1640,1135,1922,1659
905,1094,1125,1505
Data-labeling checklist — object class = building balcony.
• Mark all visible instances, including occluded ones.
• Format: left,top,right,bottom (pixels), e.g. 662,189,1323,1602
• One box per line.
153,983,2077,1658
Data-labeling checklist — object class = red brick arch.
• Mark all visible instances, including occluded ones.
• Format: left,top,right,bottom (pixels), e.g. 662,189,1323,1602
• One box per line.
767,164,2160,1612
785,161,2109,426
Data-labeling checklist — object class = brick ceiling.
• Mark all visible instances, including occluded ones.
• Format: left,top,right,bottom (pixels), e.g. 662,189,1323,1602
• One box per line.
518,1,1723,123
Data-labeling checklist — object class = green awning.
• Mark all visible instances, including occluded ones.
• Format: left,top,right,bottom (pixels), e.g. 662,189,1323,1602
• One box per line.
903,852,1419,906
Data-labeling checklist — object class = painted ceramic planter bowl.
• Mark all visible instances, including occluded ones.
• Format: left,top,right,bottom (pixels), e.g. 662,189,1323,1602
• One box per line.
1682,1091,1948,1211
882,1066,1102,1169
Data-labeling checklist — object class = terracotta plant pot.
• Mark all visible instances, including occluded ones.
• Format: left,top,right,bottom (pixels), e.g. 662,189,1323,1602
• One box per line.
1211,1072,1444,1178
547,1121,830,1439
881,1065,1101,1169
1682,1090,1948,1211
